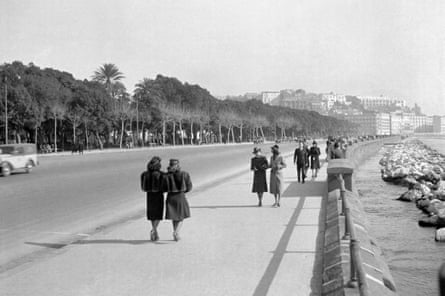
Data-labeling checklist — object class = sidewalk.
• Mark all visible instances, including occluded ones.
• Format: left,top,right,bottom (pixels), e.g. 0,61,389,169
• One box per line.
1,155,327,296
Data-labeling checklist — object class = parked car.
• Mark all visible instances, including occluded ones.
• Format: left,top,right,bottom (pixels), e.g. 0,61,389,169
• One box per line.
0,144,38,177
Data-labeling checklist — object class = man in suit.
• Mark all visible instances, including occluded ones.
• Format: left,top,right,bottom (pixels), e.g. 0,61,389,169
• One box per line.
293,141,309,183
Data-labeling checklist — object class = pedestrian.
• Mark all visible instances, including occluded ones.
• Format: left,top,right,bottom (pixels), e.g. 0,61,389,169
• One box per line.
164,159,193,241
251,147,268,207
294,141,309,183
331,141,345,159
269,144,286,207
309,140,321,178
140,156,164,241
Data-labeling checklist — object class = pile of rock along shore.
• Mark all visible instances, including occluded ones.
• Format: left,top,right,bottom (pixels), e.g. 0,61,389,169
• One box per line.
379,140,445,235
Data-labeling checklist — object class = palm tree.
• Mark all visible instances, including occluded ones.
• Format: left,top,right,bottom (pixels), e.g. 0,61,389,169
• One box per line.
91,63,124,96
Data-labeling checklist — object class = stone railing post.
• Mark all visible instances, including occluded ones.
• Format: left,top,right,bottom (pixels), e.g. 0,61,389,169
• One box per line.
327,159,354,192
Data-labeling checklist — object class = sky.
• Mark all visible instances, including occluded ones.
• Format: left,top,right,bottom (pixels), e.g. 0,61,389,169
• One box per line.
1,0,444,115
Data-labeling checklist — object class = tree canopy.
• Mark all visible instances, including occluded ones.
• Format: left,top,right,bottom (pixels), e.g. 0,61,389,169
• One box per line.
0,61,355,149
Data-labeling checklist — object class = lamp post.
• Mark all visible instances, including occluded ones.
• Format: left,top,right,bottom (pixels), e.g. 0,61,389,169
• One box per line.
3,75,7,144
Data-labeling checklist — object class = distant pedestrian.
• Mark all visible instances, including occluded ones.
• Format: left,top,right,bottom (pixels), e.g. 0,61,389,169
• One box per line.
269,145,286,207
164,159,193,241
309,141,321,178
141,156,164,241
251,147,269,207
332,142,345,159
294,141,309,183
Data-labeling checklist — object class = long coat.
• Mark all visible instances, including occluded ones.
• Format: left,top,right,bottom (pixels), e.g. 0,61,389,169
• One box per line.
164,170,193,221
141,170,164,221
309,146,321,169
251,155,268,193
269,154,286,194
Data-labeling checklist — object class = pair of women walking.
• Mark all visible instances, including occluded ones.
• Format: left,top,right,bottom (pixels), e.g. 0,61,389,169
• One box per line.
251,144,286,207
141,157,192,242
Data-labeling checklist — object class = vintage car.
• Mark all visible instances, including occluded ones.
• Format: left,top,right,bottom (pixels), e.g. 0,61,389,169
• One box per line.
0,143,38,176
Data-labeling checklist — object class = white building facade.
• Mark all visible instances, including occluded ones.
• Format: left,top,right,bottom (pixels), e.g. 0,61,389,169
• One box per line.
358,96,406,109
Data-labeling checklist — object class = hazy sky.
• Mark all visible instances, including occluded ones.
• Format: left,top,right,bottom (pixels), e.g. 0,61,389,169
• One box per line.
1,0,444,115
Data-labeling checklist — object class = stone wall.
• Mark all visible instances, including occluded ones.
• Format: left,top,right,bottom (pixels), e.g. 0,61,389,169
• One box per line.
321,137,399,296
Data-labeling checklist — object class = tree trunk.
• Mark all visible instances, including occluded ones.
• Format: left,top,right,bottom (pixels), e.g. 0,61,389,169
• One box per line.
260,126,265,138
190,121,194,145
179,120,184,146
239,124,243,143
162,120,166,146
231,126,236,143
226,127,231,143
218,123,222,144
84,123,89,150
172,121,176,146
54,116,57,153
199,123,203,144
119,118,124,149
73,121,76,145
95,131,103,150
34,126,38,145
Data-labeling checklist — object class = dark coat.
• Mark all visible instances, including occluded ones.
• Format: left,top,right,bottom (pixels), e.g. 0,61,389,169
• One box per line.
309,146,321,169
251,155,268,193
294,148,309,167
165,170,193,221
141,170,165,220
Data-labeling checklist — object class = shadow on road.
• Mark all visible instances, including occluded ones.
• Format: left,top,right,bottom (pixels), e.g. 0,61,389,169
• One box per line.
190,205,259,209
25,239,161,249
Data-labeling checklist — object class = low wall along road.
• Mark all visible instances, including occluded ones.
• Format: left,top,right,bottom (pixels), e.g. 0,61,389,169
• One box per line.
322,137,400,296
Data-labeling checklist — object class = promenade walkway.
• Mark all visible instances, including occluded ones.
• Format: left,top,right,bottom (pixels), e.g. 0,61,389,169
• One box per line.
1,155,328,296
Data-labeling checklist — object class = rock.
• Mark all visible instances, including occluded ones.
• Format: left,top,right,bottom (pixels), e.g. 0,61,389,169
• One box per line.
398,189,422,202
435,228,445,242
437,208,445,227
418,215,439,227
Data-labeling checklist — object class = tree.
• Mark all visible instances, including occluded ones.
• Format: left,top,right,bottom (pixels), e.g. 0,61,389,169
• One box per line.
91,63,124,97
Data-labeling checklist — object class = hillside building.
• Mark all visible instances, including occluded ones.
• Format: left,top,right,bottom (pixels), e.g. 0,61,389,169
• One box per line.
358,96,406,110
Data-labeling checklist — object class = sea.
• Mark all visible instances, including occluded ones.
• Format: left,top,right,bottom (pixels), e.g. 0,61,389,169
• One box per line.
354,137,445,296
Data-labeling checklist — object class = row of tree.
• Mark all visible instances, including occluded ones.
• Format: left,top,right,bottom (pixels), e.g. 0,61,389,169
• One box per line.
0,61,356,150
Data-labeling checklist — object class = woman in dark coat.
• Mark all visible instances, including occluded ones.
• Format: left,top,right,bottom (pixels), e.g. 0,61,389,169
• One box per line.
309,141,321,178
141,156,164,241
251,147,268,207
164,159,193,241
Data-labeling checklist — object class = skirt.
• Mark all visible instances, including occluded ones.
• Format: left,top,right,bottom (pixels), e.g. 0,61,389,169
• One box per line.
146,192,164,220
165,192,191,221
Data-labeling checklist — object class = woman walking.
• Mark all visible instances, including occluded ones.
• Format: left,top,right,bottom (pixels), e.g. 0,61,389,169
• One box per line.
251,147,268,207
269,144,286,207
309,141,321,178
140,156,164,241
164,159,193,241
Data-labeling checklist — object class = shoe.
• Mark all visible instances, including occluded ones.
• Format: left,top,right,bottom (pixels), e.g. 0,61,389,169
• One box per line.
258,201,262,207
154,231,159,241
272,202,277,207
150,230,156,241
277,202,280,207
173,232,181,241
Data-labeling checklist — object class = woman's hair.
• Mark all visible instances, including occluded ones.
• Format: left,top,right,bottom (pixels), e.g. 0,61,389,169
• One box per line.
147,156,162,171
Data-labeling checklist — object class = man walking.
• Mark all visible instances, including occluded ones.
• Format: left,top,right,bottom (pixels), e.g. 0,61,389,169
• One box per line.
294,141,309,183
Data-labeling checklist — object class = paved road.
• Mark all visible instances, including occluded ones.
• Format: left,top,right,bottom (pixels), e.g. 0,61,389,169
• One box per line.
0,142,297,270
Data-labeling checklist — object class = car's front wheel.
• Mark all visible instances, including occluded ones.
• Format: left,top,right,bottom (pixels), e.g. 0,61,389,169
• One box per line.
1,163,11,177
